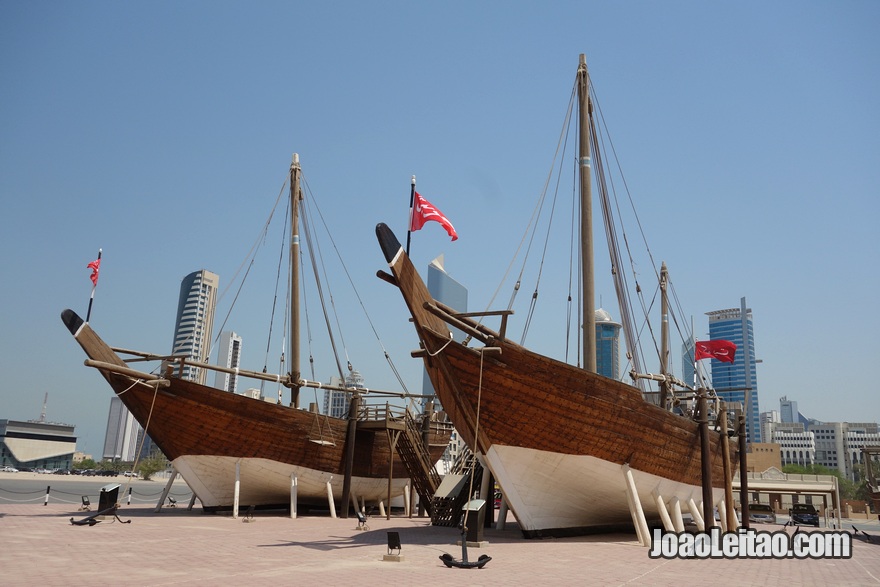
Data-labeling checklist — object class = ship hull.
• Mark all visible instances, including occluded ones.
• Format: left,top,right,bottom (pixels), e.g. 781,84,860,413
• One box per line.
62,309,450,511
486,444,721,537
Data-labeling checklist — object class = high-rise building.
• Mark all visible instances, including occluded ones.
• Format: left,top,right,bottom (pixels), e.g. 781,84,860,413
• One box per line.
102,396,141,461
681,335,696,388
422,256,467,412
323,370,366,419
780,396,798,424
170,269,219,385
595,309,621,380
214,331,243,392
706,297,761,443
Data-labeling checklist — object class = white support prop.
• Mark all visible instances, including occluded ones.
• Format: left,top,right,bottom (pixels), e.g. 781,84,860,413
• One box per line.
622,464,651,547
652,490,675,532
479,462,491,500
717,499,728,532
155,469,179,512
326,479,337,519
670,497,685,532
378,500,386,517
623,481,646,547
403,484,411,517
233,459,241,520
495,499,508,530
290,473,297,519
687,497,704,531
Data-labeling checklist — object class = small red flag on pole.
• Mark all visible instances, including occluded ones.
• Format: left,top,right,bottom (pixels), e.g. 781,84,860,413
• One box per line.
86,249,102,322
409,191,457,241
87,257,101,286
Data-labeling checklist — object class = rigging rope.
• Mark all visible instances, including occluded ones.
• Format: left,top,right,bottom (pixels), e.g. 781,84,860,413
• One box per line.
261,195,290,393
300,177,413,394
491,65,694,396
299,190,346,382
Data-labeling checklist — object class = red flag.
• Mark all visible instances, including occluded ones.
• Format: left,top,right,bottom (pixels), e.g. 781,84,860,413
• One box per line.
410,191,458,241
694,339,737,363
87,258,101,286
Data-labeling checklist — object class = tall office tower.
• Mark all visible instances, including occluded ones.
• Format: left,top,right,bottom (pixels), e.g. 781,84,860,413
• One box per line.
595,309,621,380
780,396,798,424
214,331,243,392
102,396,142,461
323,376,348,418
706,297,761,443
170,269,219,385
681,335,696,387
422,256,467,412
323,370,366,418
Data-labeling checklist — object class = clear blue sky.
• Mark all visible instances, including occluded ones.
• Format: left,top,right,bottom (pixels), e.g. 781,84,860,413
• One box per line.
2,1,878,459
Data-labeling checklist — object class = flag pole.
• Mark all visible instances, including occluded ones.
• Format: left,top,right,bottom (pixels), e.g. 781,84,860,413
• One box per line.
691,316,697,389
406,176,415,255
86,248,102,322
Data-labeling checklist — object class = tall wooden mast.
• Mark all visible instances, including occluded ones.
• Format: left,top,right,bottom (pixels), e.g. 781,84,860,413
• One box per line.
659,262,670,409
578,54,596,372
289,154,302,408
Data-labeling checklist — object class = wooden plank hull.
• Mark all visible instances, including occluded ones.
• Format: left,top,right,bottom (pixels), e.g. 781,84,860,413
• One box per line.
62,309,450,510
376,223,738,536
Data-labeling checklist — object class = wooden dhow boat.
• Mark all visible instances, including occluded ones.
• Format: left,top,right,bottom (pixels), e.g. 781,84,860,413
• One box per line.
376,55,739,538
63,155,452,513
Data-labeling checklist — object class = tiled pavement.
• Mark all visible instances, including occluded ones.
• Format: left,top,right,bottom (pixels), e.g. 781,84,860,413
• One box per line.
2,503,879,586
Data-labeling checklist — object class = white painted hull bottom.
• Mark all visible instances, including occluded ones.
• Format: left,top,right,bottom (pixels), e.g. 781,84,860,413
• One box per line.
487,445,724,538
172,456,410,510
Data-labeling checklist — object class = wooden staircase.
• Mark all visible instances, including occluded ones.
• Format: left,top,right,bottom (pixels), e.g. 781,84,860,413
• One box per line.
394,410,444,515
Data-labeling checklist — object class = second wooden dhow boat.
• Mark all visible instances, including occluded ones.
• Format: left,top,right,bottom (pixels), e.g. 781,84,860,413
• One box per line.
376,55,739,538
63,155,452,513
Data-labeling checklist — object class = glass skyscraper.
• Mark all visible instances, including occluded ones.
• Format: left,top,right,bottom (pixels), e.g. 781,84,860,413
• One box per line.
170,269,219,385
595,309,621,381
422,255,467,412
214,331,243,393
103,396,141,461
323,370,366,418
706,297,761,443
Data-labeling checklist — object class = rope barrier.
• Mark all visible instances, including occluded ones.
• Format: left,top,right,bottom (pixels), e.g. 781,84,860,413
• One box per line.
0,484,194,504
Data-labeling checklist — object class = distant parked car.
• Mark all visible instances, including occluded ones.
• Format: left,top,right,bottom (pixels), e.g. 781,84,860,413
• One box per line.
0,466,19,473
748,503,777,524
714,508,741,527
123,471,139,478
790,503,820,527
